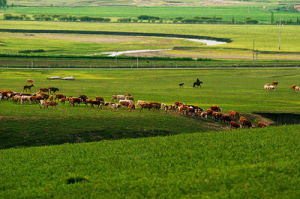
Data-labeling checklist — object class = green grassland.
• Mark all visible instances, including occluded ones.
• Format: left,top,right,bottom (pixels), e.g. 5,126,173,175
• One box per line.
1,68,300,149
2,5,300,23
0,124,299,198
1,68,300,198
6,0,290,7
1,21,300,61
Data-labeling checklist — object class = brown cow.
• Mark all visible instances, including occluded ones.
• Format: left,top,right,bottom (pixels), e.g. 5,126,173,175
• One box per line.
48,87,59,94
221,114,232,123
128,104,135,112
272,81,279,86
95,96,105,102
241,119,252,128
55,94,66,101
39,88,49,93
212,112,222,121
229,110,240,120
258,122,267,128
23,84,34,92
150,102,161,111
230,121,240,129
291,84,297,90
206,109,214,117
139,102,152,112
211,105,221,112
69,97,81,106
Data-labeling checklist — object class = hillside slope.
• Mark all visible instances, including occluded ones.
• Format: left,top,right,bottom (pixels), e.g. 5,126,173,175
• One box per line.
0,125,299,198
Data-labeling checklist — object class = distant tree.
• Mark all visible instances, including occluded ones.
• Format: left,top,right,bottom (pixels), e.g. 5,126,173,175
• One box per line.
271,12,274,24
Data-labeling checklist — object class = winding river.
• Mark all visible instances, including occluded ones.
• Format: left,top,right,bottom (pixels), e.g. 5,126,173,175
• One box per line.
102,37,227,57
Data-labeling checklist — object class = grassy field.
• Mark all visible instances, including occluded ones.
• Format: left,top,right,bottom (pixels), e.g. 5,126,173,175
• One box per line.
2,5,300,23
1,68,300,149
1,21,300,61
0,124,299,198
6,0,290,7
1,68,300,197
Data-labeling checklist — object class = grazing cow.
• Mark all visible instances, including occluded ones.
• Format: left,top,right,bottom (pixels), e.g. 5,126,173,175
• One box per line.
69,97,81,106
124,93,131,97
211,106,221,112
161,103,169,113
139,102,152,112
27,79,34,83
112,95,125,102
119,99,135,107
48,87,59,94
95,96,105,102
40,100,58,109
79,95,88,102
212,112,222,121
291,84,297,90
221,114,232,123
110,103,121,111
36,92,49,100
230,121,240,129
23,84,34,92
206,109,214,117
179,83,184,88
272,81,279,86
21,95,32,104
150,102,161,111
61,98,66,104
241,119,252,128
125,96,135,101
12,95,21,103
229,110,240,120
40,88,49,93
55,94,66,101
258,122,267,128
87,100,102,108
128,104,135,112
174,101,184,109
264,84,276,90
49,95,54,101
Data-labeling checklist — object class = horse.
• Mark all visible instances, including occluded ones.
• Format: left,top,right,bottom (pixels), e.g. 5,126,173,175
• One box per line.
193,81,203,88
179,83,184,88
23,84,34,92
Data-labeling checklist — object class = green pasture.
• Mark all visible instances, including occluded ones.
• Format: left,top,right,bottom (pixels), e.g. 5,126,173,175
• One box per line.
2,5,300,23
0,124,299,198
0,32,201,56
0,21,300,57
4,0,294,7
1,68,300,149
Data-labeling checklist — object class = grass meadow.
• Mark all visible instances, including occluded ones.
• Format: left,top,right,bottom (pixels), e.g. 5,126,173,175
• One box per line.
0,68,300,197
0,124,299,198
1,21,300,61
1,68,300,149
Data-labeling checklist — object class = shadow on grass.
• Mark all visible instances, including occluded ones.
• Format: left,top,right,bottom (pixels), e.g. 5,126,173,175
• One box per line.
254,112,300,125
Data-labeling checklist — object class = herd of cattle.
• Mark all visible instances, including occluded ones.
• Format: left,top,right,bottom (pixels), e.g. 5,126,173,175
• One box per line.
0,79,270,130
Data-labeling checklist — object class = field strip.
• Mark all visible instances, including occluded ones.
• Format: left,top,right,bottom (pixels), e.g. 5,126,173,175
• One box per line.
3,66,300,70
0,28,232,42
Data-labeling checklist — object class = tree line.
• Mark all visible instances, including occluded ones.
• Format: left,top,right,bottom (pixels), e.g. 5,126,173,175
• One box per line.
4,13,300,25
0,0,7,8
4,14,111,22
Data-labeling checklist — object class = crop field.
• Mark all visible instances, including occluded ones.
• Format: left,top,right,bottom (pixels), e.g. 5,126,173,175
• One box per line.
2,5,300,23
6,0,294,7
